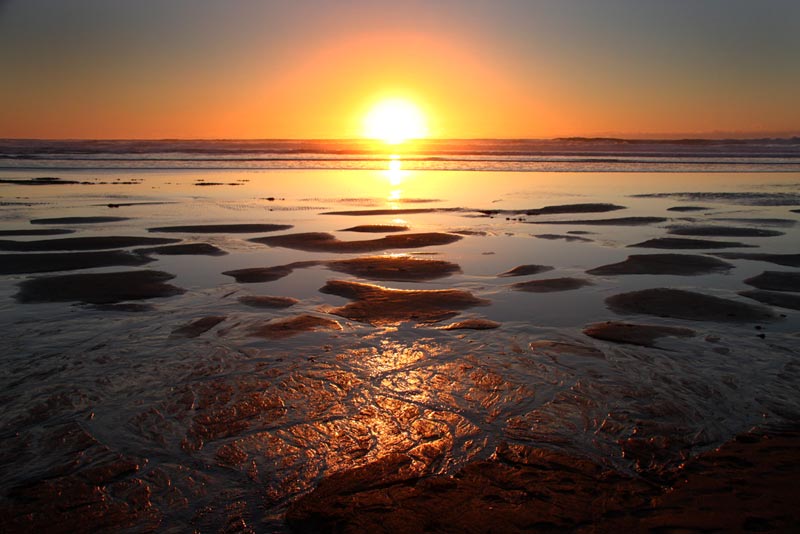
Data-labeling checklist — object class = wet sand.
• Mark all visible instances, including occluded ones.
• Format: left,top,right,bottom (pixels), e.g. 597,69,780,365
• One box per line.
285,428,800,534
1,169,799,533
250,232,462,253
511,277,593,292
320,279,488,325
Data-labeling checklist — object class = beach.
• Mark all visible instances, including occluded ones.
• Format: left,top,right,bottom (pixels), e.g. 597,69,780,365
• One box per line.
1,162,799,532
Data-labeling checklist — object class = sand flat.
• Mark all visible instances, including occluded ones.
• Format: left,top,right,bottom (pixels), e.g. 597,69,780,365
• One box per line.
250,232,462,253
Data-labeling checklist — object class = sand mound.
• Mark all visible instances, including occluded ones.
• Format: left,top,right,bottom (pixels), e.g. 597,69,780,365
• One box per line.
248,314,342,339
15,270,185,304
250,232,462,253
436,319,501,330
137,243,227,256
238,295,299,308
713,252,800,267
171,316,226,338
739,290,800,311
743,271,800,292
498,264,553,277
148,223,292,233
512,277,593,292
628,237,754,249
223,261,320,283
0,236,179,252
326,256,461,282
340,224,409,233
528,216,666,226
606,288,777,322
320,279,488,326
0,250,154,275
587,254,733,276
30,216,130,225
667,225,784,237
534,233,593,242
583,321,695,347
0,229,74,236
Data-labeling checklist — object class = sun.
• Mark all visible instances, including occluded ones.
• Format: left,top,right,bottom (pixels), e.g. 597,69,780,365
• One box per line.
363,99,428,145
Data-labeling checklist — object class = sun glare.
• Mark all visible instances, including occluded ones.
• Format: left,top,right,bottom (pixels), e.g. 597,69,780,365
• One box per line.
363,99,428,144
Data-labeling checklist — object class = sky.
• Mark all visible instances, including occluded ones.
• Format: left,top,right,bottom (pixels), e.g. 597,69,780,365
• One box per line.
0,0,799,139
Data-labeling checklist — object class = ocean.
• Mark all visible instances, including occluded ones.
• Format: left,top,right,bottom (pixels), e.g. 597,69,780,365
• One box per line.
2,137,800,172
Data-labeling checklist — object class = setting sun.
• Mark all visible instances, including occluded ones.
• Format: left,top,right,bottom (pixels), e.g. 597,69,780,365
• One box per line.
363,99,428,144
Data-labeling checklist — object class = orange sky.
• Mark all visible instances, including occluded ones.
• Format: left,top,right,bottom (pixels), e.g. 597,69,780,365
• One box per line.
0,1,798,139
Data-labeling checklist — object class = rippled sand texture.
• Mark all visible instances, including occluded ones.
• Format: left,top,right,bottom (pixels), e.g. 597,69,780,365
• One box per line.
1,169,799,532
